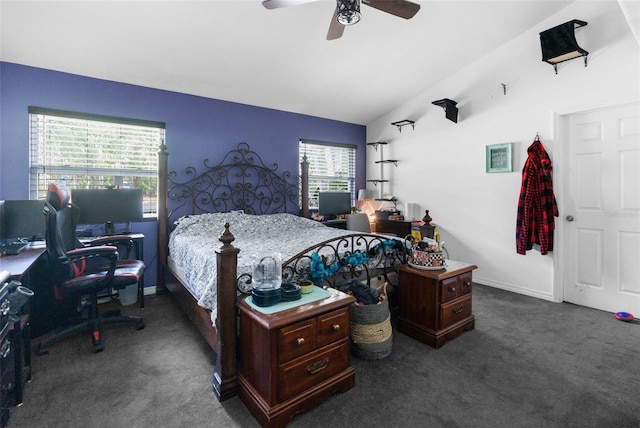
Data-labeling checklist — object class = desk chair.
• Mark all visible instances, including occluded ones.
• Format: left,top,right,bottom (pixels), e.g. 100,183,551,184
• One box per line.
346,213,372,233
37,185,145,354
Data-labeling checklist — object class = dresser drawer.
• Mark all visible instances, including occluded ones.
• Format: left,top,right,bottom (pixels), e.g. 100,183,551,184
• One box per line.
316,308,349,349
278,318,317,363
278,338,350,402
439,295,472,328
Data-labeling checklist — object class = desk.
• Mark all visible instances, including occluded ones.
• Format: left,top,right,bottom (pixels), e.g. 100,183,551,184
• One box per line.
321,220,347,230
373,219,435,239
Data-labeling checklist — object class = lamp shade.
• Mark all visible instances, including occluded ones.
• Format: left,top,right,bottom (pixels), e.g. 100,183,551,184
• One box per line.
540,19,588,73
432,98,458,123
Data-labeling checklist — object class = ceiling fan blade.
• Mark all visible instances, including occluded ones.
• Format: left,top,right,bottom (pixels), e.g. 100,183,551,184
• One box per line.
326,8,345,40
262,0,318,10
362,0,421,19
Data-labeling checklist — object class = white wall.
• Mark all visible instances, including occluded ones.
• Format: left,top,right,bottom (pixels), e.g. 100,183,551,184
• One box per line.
365,1,640,301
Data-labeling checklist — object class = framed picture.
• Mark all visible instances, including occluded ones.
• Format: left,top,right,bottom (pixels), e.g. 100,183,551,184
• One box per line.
486,143,512,173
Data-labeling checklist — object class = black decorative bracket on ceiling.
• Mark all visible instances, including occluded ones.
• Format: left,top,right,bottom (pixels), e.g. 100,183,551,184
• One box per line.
391,120,415,132
432,98,458,123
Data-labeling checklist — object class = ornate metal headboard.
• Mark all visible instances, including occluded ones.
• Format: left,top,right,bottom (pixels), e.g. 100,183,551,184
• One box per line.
167,142,300,220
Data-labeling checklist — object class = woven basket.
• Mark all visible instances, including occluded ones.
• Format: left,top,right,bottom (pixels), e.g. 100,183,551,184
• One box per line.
349,283,392,359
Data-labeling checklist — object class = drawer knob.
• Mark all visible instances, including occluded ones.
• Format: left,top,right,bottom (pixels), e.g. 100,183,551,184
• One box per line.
0,299,9,316
332,324,341,331
297,337,305,346
306,357,329,375
449,287,455,293
452,305,464,314
0,341,10,358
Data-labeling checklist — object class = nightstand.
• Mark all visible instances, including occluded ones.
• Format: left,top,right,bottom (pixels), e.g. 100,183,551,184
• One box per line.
237,287,356,428
397,261,477,348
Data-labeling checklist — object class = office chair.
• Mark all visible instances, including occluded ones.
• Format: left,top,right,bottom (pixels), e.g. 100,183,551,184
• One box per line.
37,185,145,354
346,213,372,233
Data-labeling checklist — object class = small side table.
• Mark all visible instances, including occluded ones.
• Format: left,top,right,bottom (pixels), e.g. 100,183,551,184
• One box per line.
397,260,477,348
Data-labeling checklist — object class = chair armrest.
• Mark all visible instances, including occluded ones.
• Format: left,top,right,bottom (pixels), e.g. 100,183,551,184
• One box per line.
63,245,119,283
86,236,134,258
67,245,118,259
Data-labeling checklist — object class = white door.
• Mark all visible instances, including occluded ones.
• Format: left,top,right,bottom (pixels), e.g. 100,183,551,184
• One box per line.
562,103,640,314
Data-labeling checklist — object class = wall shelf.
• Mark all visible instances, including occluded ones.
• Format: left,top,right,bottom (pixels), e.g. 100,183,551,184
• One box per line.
367,142,388,151
375,160,398,166
391,120,415,132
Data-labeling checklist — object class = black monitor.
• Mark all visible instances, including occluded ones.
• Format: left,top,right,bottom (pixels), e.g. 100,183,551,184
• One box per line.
0,199,47,242
71,188,143,235
318,192,351,219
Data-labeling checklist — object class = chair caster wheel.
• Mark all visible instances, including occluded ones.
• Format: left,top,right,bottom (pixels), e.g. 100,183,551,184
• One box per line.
93,344,105,353
37,344,49,356
136,320,145,330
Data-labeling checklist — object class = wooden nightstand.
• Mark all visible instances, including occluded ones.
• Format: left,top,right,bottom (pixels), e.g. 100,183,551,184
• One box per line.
397,261,477,348
237,287,356,428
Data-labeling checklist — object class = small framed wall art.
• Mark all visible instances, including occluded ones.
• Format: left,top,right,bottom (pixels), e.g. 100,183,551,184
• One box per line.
486,143,512,173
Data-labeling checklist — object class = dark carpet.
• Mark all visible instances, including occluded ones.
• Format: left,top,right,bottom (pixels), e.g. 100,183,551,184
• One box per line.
9,284,640,428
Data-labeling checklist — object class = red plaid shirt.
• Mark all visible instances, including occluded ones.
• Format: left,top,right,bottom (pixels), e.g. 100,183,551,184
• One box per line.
516,139,558,255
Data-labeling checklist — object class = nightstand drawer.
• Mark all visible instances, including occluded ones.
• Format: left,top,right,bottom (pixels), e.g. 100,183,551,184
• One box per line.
278,338,350,402
278,318,316,363
316,308,349,348
440,277,458,303
440,295,472,328
440,273,473,303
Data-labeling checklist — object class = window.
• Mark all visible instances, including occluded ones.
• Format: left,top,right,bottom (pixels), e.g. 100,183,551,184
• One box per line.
28,107,164,216
299,140,357,210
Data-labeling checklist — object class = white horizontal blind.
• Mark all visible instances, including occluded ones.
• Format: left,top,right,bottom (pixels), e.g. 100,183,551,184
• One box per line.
299,140,356,210
28,107,164,215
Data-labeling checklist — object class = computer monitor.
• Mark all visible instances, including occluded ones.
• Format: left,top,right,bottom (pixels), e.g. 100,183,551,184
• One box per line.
318,192,351,219
0,199,47,242
71,188,143,235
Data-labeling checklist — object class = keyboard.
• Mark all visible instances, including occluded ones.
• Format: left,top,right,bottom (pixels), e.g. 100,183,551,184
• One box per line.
1,242,28,255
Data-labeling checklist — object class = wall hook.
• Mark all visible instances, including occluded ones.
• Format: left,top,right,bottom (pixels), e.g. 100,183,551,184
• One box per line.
501,83,507,95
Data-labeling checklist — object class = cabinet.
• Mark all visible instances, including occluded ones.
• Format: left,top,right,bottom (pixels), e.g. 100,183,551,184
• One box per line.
0,273,32,428
237,288,356,428
397,261,477,348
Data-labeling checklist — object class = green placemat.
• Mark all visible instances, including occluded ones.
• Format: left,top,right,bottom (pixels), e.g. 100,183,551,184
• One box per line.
246,286,331,314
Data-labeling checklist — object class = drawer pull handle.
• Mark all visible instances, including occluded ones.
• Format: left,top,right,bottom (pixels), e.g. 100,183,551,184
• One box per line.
332,324,340,331
0,299,9,316
297,338,305,346
449,287,455,293
452,305,464,314
306,358,329,375
0,341,10,358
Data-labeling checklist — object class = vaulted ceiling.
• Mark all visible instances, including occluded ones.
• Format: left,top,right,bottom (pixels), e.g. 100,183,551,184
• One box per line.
0,1,574,124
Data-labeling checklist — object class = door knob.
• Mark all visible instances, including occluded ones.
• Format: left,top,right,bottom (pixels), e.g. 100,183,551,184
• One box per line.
565,215,574,222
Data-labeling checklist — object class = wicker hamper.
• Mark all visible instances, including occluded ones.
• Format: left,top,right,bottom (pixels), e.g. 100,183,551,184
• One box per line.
348,284,392,359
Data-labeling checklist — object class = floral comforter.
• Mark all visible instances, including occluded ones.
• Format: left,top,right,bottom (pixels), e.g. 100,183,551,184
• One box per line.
168,212,358,323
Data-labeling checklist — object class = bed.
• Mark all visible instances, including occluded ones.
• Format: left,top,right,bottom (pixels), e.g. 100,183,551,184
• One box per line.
156,142,407,401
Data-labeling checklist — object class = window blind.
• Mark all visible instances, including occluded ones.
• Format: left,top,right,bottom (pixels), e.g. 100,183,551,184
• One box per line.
299,140,357,209
28,107,164,215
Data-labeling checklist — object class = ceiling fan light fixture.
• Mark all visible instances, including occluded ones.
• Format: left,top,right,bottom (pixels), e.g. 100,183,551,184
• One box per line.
336,0,361,26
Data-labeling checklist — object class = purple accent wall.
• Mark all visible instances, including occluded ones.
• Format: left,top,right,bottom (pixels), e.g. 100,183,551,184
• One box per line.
0,62,367,287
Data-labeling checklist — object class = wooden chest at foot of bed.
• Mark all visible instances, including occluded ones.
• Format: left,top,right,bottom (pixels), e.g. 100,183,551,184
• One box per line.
237,288,356,428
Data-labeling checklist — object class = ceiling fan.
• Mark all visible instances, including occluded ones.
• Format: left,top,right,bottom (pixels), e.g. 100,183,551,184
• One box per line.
262,0,421,40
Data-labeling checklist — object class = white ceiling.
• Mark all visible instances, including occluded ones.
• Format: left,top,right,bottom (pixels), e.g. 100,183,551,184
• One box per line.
0,0,574,125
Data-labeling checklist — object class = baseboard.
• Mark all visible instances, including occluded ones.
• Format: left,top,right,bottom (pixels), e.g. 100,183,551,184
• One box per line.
473,277,556,302
143,285,157,296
